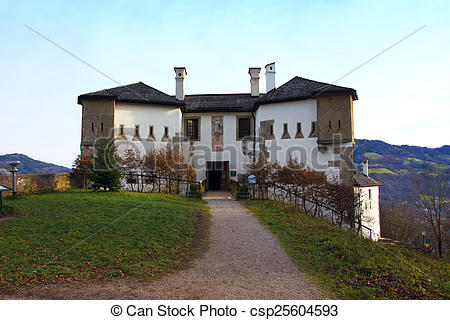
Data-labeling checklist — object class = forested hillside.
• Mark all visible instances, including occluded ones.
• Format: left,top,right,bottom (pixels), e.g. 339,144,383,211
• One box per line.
354,139,449,203
0,154,70,175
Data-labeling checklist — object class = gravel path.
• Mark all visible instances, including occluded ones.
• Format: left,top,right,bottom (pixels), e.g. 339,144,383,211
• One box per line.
1,193,322,299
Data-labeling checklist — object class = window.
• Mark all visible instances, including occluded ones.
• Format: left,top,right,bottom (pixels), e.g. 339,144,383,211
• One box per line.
118,124,126,140
185,118,199,140
147,125,155,141
328,120,332,130
133,125,141,141
91,122,94,131
281,123,290,139
238,117,251,139
162,126,169,141
295,122,304,138
309,121,317,137
338,120,341,129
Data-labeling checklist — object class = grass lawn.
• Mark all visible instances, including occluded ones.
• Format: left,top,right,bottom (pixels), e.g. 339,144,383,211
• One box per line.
243,200,450,299
0,191,209,289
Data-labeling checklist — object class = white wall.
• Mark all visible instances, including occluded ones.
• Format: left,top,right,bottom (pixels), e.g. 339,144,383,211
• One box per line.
255,99,349,180
356,186,381,241
114,102,183,156
186,112,254,181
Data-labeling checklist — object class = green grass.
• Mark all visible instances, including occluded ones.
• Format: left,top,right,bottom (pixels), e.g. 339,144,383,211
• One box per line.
363,152,383,160
0,191,209,289
243,200,450,299
369,168,397,174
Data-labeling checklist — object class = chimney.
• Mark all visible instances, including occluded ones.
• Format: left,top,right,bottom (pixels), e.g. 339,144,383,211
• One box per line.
174,67,187,100
265,62,276,92
248,67,261,97
363,160,369,176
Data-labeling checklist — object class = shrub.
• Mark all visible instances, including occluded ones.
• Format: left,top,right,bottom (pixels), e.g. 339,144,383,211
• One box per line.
239,185,249,194
189,183,199,193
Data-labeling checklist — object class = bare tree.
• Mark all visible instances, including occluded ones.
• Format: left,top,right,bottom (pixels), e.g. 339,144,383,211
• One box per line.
414,166,449,257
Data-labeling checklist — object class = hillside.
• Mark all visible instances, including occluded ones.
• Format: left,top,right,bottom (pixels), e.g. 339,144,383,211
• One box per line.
0,153,71,175
354,139,450,203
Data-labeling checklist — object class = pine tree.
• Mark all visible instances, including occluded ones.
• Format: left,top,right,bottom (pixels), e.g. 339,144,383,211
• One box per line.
89,138,122,191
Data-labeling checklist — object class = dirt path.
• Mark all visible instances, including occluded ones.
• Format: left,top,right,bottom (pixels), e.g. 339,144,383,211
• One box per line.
1,192,322,299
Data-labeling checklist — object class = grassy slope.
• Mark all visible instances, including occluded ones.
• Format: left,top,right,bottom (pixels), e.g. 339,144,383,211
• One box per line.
0,191,209,289
243,200,449,299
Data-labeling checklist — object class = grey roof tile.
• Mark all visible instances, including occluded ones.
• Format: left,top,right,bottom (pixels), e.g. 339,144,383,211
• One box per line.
259,76,358,104
184,94,261,113
78,76,358,112
353,171,382,187
78,82,184,106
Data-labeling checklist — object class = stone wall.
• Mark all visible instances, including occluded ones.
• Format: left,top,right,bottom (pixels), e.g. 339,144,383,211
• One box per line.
0,173,72,195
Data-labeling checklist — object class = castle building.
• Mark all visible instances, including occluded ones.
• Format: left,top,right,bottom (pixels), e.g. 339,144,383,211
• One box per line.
78,62,357,189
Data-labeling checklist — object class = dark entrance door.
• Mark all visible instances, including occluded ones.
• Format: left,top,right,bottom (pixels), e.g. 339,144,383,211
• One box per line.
206,161,229,190
207,170,221,190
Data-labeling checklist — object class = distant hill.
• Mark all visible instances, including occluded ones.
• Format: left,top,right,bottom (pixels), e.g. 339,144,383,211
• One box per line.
354,139,449,203
0,154,71,175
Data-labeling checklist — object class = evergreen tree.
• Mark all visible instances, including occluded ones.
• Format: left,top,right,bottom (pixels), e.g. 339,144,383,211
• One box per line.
70,155,92,189
89,138,122,191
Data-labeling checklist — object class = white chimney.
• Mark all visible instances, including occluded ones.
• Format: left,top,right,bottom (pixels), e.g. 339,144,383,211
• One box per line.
265,62,276,92
174,67,187,100
248,67,261,97
363,160,369,176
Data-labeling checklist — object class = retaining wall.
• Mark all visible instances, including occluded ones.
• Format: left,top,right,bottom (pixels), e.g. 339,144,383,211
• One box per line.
0,173,72,195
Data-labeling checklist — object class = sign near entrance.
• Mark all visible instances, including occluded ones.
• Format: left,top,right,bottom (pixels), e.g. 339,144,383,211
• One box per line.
248,174,256,184
230,171,236,177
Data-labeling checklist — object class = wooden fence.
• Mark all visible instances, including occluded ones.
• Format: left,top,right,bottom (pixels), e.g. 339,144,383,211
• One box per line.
248,182,375,240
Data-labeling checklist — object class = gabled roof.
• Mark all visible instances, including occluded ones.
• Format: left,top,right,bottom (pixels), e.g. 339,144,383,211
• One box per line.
184,93,261,113
78,82,184,106
259,76,358,105
78,76,358,111
353,171,381,187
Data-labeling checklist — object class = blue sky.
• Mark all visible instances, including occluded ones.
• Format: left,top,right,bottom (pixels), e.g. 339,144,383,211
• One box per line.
1,0,449,167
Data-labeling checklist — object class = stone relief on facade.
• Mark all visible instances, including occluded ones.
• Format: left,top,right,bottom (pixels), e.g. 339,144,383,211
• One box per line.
211,116,223,152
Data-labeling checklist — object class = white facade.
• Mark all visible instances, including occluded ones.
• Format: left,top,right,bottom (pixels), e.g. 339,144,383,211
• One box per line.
113,102,182,157
185,112,254,181
355,185,381,241
255,99,350,180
